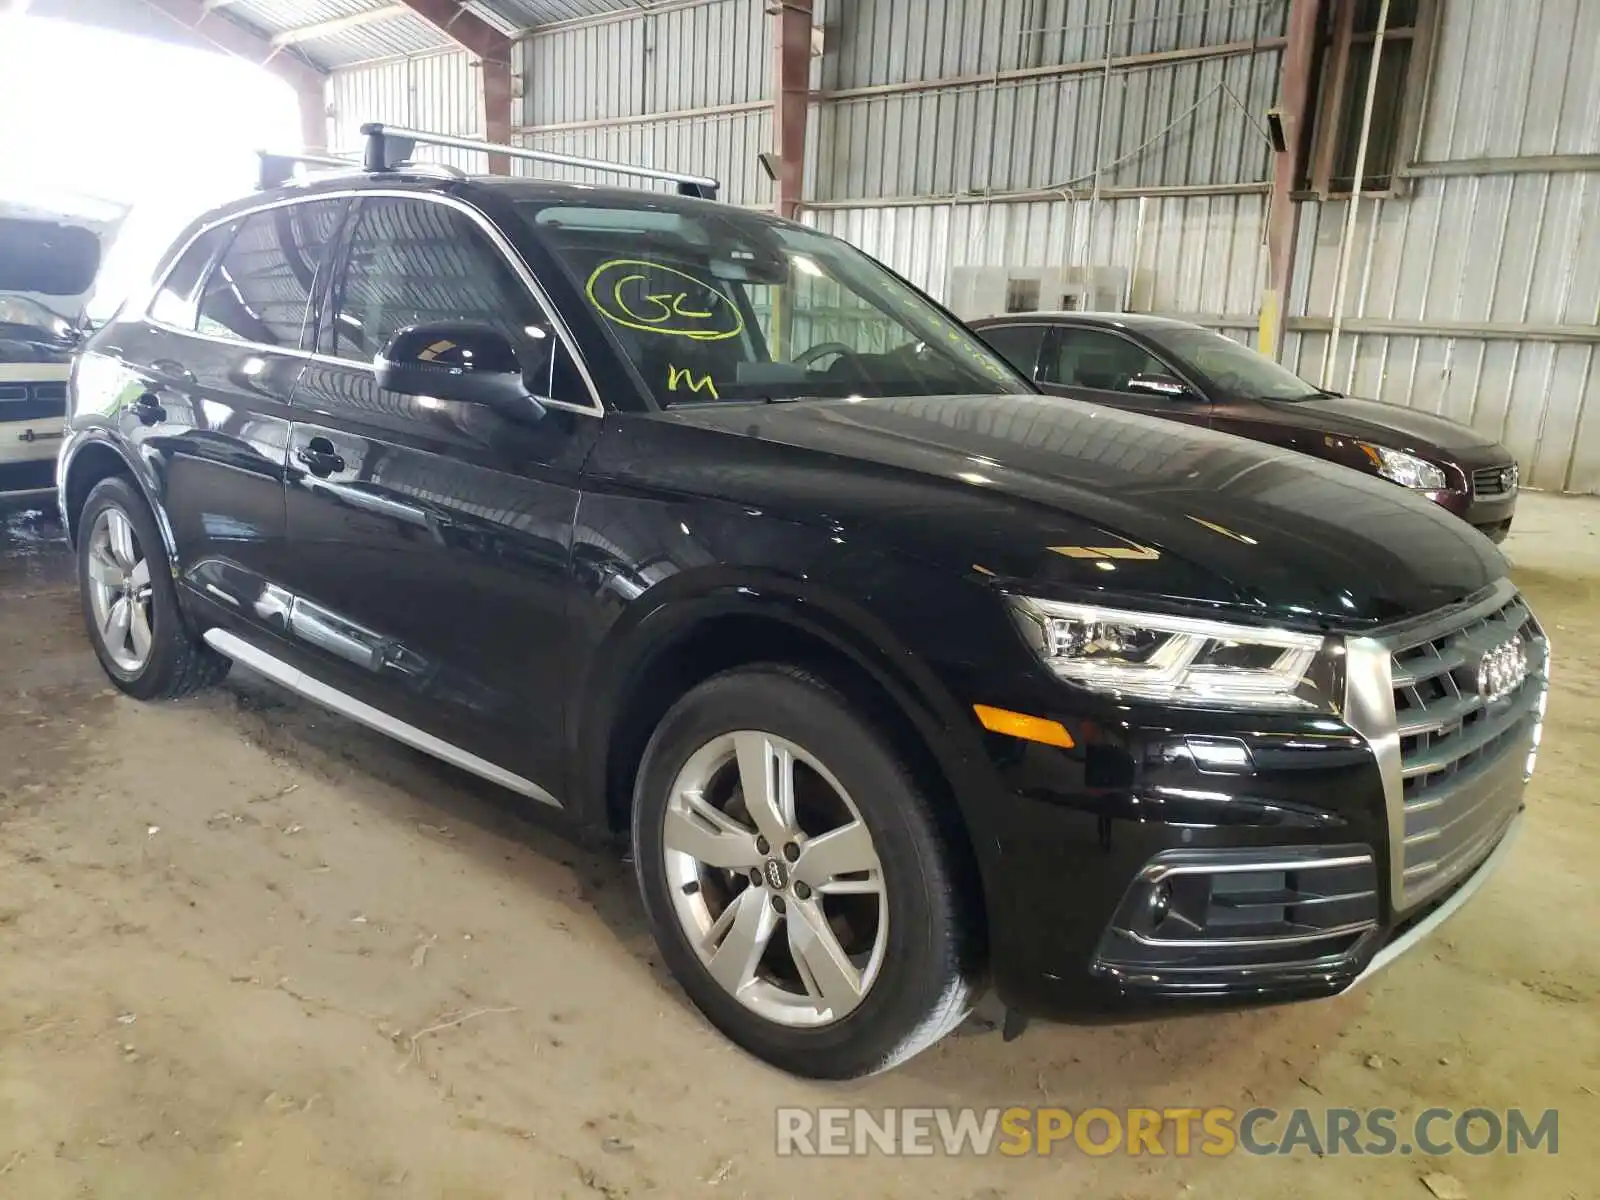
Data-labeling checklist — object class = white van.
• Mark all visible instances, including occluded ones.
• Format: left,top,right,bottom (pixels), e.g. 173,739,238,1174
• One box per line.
1,207,111,505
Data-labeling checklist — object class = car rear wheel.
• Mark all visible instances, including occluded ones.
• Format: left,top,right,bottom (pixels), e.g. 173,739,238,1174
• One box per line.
632,665,976,1078
77,477,228,700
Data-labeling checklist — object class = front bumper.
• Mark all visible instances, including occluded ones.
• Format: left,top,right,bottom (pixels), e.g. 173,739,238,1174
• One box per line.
972,581,1546,1021
1427,477,1517,542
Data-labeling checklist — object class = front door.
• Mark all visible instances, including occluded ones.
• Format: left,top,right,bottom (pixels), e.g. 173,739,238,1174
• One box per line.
280,194,601,800
1037,326,1212,428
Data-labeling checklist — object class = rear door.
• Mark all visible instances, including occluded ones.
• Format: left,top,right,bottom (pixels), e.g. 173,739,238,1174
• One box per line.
1037,325,1212,427
279,193,602,797
118,199,346,603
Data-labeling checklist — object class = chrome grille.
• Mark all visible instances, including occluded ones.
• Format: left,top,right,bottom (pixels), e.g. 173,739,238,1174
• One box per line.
1471,464,1518,497
1388,589,1545,909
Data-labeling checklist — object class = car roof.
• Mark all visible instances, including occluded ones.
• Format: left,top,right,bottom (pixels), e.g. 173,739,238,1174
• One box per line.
970,311,1203,333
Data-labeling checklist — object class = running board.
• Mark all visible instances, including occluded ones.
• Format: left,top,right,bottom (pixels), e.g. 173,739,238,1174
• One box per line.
202,628,562,808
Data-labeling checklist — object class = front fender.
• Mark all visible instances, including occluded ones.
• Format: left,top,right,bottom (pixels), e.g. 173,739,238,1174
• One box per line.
57,427,178,562
572,563,1001,835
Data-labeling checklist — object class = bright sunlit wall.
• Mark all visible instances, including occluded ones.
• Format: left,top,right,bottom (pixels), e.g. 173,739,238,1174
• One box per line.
0,11,303,316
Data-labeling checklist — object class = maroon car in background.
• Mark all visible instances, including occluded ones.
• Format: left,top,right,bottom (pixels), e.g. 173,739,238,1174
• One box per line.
972,313,1520,541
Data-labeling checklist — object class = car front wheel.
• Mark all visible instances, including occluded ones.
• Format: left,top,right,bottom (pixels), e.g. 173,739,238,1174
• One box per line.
632,665,977,1078
77,476,228,700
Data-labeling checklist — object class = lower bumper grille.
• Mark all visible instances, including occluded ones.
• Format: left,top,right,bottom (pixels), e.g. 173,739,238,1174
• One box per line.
1094,846,1380,978
1388,588,1546,909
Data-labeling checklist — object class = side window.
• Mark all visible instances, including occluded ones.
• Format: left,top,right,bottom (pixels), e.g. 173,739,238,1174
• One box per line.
327,197,588,405
976,324,1046,378
148,225,232,329
1045,329,1167,393
196,200,343,347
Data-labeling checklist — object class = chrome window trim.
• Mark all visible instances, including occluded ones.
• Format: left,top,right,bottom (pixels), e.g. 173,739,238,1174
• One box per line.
141,188,605,418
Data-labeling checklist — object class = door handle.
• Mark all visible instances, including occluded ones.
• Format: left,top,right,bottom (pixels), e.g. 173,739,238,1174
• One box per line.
132,392,167,425
296,436,346,477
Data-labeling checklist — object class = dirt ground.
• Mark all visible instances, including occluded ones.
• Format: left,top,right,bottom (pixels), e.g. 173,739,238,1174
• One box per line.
1,493,1596,1200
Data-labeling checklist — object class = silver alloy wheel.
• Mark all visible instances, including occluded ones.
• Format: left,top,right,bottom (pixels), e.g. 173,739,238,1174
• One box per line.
85,507,155,674
662,730,888,1027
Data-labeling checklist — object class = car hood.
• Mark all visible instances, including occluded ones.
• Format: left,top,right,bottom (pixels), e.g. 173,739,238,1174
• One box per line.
657,393,1505,629
1259,393,1507,459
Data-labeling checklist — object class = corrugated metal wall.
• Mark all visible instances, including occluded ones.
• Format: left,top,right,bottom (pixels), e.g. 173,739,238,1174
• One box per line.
514,0,775,205
1284,0,1600,493
328,50,483,168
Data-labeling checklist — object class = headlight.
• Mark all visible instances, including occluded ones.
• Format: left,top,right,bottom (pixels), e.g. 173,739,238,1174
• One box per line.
1357,443,1447,490
1010,597,1341,712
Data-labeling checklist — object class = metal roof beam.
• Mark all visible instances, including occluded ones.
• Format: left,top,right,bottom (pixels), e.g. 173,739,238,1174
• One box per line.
271,4,410,47
393,0,513,63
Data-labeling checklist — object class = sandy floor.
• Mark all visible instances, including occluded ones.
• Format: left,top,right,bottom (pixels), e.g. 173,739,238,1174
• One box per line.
0,492,1595,1199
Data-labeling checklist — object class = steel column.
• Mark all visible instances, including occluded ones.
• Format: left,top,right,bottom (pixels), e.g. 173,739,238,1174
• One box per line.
772,0,813,219
1261,0,1320,360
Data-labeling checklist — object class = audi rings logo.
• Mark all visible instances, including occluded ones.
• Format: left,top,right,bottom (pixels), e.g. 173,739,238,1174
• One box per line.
1477,635,1529,703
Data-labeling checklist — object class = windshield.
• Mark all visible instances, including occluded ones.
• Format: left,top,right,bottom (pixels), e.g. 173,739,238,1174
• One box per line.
1152,326,1324,402
520,201,1029,405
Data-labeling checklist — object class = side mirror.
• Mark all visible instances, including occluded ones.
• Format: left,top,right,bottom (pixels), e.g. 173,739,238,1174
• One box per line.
1126,373,1197,399
375,321,544,420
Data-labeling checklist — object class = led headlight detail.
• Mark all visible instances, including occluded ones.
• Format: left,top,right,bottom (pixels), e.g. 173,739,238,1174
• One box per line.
1356,443,1447,490
1010,597,1341,712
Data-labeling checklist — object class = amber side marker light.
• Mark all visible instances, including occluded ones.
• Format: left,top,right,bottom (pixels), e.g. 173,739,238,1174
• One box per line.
973,704,1076,749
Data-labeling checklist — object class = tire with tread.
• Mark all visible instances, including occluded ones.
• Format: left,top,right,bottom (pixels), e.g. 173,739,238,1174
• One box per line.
632,664,977,1079
77,476,228,700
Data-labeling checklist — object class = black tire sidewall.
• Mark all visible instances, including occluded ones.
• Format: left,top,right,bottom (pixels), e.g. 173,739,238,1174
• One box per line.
632,666,967,1079
77,478,193,700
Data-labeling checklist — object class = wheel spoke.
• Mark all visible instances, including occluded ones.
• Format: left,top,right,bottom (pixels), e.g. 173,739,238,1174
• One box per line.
86,547,125,588
128,600,153,660
663,791,762,870
786,897,865,1018
705,886,777,995
793,820,880,891
733,731,797,848
106,510,137,569
128,557,151,591
103,596,131,649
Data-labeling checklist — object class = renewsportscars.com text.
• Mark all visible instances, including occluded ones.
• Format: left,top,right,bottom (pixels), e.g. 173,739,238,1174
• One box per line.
775,1106,1559,1158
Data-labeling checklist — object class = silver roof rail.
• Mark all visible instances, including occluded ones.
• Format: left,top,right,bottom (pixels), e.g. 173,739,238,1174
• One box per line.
360,122,722,200
257,150,469,191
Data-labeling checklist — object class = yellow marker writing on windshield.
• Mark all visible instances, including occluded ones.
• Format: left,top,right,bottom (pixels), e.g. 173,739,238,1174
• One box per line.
586,259,745,341
667,364,719,399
